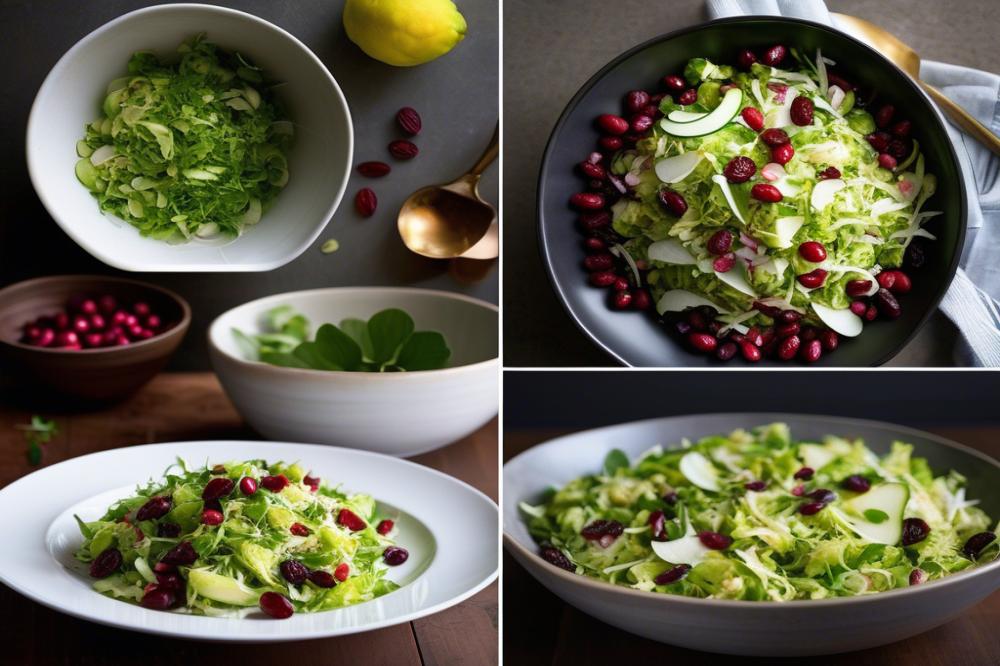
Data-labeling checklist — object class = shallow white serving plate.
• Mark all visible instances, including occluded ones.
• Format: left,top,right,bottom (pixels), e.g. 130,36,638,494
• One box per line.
26,4,352,272
0,440,497,642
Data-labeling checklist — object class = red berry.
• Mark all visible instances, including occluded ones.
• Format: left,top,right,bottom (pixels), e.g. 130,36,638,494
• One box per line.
261,474,289,492
737,49,758,70
308,570,337,588
797,269,828,288
891,120,912,138
202,477,235,501
818,166,841,180
354,188,377,217
878,153,897,170
800,339,823,363
698,531,733,550
239,477,257,495
820,330,839,351
583,254,614,272
658,189,688,217
798,241,827,263
598,136,623,153
723,156,757,183
611,290,633,310
612,276,630,291
289,522,310,536
630,114,654,133
357,161,391,178
589,271,616,287
201,509,224,526
631,289,653,311
741,107,764,131
761,44,787,66
877,271,897,290
713,253,736,273
337,508,366,531
687,332,718,353
678,89,697,105
377,519,394,535
866,132,890,152
662,74,686,92
771,143,795,165
259,592,294,619
334,563,350,581
846,280,873,297
761,128,789,147
596,114,629,135
751,183,782,202
850,300,869,316
707,229,734,255
875,105,895,128
388,139,419,160
740,340,762,362
396,107,422,135
790,97,814,126
570,192,605,210
890,271,912,294
624,90,651,114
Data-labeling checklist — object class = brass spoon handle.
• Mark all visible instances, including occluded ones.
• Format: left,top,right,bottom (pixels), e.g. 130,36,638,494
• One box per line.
467,123,499,178
920,81,1000,156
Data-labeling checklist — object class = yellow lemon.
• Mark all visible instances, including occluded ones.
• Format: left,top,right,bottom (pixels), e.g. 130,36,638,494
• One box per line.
343,0,467,67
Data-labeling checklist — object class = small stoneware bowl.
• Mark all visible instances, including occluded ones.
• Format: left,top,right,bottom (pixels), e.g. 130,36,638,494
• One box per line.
0,276,190,404
504,413,1000,656
208,287,498,457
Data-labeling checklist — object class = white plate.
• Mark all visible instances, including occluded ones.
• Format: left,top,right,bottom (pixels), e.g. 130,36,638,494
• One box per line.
0,440,497,642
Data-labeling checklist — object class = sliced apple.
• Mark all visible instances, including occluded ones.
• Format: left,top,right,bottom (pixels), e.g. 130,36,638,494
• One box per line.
647,239,696,265
659,88,743,138
811,178,845,211
715,265,757,297
798,443,838,471
654,151,703,183
842,483,910,545
812,302,864,338
711,174,746,224
679,451,720,492
774,216,804,249
651,534,710,566
666,109,708,123
656,290,730,316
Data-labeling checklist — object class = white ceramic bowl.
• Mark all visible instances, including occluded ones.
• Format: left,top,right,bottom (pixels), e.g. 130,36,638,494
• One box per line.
209,287,498,456
27,4,352,272
504,414,1000,656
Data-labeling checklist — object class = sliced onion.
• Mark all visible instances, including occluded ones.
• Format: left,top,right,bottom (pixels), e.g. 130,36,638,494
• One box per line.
647,239,696,265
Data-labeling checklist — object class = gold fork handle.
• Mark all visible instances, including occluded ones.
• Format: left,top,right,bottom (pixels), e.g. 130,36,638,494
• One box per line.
920,81,1000,156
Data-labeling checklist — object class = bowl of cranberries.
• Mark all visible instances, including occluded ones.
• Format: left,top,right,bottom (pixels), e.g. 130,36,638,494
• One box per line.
0,275,190,403
538,16,966,366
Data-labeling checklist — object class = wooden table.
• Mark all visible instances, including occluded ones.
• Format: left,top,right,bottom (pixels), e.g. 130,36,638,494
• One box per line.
504,429,1000,665
0,373,498,666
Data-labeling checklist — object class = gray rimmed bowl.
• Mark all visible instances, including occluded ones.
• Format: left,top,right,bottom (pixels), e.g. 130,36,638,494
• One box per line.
537,16,966,366
503,414,1000,656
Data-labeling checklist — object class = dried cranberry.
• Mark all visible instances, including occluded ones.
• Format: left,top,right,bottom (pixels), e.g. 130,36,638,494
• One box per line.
901,518,931,546
201,509,224,526
632,289,653,311
140,586,177,610
658,189,688,217
357,161,391,178
794,467,815,480
962,532,997,559
775,322,800,338
741,107,764,131
888,138,910,160
798,241,827,263
388,139,419,160
874,288,902,319
745,480,767,491
596,114,629,135
820,330,839,352
850,301,868,316
707,229,734,255
761,128,790,147
799,501,826,516
155,571,185,591
157,522,182,538
396,107,422,135
678,89,697,105
202,477,235,501
578,161,606,180
280,559,309,585
663,491,679,505
891,120,912,138
580,520,625,548
716,340,738,361
135,496,172,521
570,192,605,210
740,340,762,362
791,484,805,496
589,271,616,288
377,519,394,535
809,488,837,504
308,570,337,588
818,166,841,180
598,136,623,153
355,188,377,217
878,153,897,170
261,474,289,492
583,253,614,272
611,290,633,310
866,132,890,152
89,547,123,578
723,156,757,183
338,508,367,531
713,253,736,273
383,546,409,566
580,210,611,231
630,114,654,133
161,541,198,566
289,522,310,536
698,531,733,550
797,269,828,289
841,475,871,493
737,49,757,70
905,241,927,269
875,105,895,128
890,271,912,294
761,44,787,66
654,564,691,585
751,184,782,203
790,97,814,126
540,546,575,571
259,592,294,619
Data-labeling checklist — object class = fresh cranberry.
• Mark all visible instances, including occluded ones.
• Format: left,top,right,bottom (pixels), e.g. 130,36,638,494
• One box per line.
771,143,795,165
797,269,828,288
678,89,697,105
751,184,782,202
135,496,172,521
377,519,394,535
201,509,224,526
239,477,258,495
901,518,931,546
309,570,337,587
698,531,733,550
259,592,294,619
89,547,123,578
798,241,827,262
790,97,814,126
737,49,757,70
289,522,310,536
878,153,897,170
596,114,629,135
201,477,235,501
654,564,691,585
846,280,873,297
777,335,801,361
658,189,688,217
723,156,757,183
383,546,409,566
280,559,309,585
761,128,789,147
261,475,289,492
741,107,764,131
338,508,367,531
662,74,686,91
624,90,651,114
761,44,787,66
687,332,718,353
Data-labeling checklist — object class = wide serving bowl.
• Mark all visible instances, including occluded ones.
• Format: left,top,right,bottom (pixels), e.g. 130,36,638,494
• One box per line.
537,16,965,366
27,3,353,272
503,414,1000,656
0,275,190,404
208,287,498,457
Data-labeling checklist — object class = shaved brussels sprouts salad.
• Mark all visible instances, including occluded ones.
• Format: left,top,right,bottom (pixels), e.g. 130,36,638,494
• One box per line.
573,44,937,363
522,424,998,601
74,459,407,619
75,35,292,242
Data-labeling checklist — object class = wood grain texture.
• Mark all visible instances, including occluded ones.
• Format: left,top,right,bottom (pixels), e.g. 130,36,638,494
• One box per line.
503,428,1000,664
0,373,498,666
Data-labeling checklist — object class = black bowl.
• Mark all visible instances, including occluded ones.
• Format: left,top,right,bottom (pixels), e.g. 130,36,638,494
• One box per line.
537,16,966,367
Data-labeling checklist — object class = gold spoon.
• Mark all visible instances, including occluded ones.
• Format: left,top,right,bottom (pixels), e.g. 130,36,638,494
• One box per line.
398,124,499,259
833,12,1000,156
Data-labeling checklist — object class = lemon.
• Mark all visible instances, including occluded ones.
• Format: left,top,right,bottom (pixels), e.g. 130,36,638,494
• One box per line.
343,0,467,67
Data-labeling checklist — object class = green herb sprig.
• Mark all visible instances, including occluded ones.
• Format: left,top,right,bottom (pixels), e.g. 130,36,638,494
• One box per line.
19,416,58,465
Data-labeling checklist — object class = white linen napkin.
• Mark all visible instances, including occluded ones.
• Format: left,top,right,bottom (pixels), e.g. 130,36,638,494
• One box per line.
707,0,1000,366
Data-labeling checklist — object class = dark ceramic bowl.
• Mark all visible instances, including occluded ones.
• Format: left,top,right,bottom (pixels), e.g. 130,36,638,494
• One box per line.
0,276,190,405
538,17,966,366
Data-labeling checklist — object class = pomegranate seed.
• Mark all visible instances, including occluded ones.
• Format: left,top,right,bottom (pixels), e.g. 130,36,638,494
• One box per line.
624,90,651,114
707,229,734,255
383,546,409,566
909,569,927,585
741,107,764,131
712,253,736,273
800,339,823,362
631,289,653,311
745,480,767,491
790,97,814,126
797,269,828,288
866,132,891,152
570,192,605,210
261,475,289,492
761,44,787,66
723,156,757,183
589,271,616,287
157,523,181,538
89,547,123,578
136,496,172,521
654,564,691,585
580,210,611,231
740,340,762,362
396,107,422,135
259,592,294,619
820,330,839,351
388,139,419,160
875,105,895,128
678,89,697,105
798,241,827,262
901,518,931,546
687,332,718,353
611,290,633,310
290,522,310,536
850,301,869,316
818,166,841,180
962,532,997,559
540,546,575,571
598,136,623,153
596,114,629,135
658,189,688,217
357,161,391,178
799,501,826,515
771,143,795,165
630,114,654,133
662,74,686,91
791,484,805,497
201,509,224,526
612,276,630,291
865,305,879,321
140,586,177,610
583,254,614,272
715,341,738,361
145,315,161,329
794,467,815,480
239,477,258,495
736,49,757,70
354,188,377,217
761,128,790,147
334,563,350,581
777,335,801,361
846,280,873,297
776,322,800,338
878,153,897,169
202,477,235,501
698,531,733,550
578,161,606,179
338,508,367,531
751,183,782,202
280,559,309,585
309,570,337,587
891,120,912,138
874,288,902,319
377,519,394,535
841,475,871,493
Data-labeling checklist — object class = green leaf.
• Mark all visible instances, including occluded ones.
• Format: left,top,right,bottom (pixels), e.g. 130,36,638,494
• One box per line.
314,324,362,371
863,509,889,524
27,441,41,466
280,314,310,342
265,305,296,331
292,342,342,371
74,514,94,539
366,309,415,364
603,449,630,476
394,331,451,371
232,328,260,360
340,318,374,360
260,351,311,368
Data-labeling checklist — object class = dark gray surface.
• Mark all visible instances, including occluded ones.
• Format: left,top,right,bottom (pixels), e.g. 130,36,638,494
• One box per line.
0,0,498,370
503,0,997,367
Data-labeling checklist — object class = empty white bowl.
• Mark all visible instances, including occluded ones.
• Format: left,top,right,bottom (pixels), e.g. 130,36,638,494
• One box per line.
27,4,352,272
208,287,498,456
